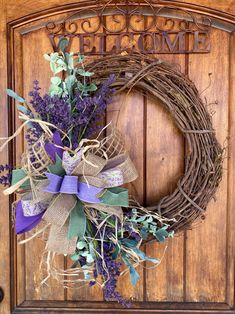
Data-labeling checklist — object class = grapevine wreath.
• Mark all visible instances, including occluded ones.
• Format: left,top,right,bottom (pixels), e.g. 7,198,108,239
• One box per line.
0,38,223,307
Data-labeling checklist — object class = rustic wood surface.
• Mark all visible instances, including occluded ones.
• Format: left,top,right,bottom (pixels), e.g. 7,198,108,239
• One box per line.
3,0,235,22
0,0,10,313
0,0,234,313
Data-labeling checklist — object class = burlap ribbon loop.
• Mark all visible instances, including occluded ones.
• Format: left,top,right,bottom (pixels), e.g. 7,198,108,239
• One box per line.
78,153,138,188
72,153,107,176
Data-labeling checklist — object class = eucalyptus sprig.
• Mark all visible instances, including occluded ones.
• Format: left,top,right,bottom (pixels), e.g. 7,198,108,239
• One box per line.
43,37,97,103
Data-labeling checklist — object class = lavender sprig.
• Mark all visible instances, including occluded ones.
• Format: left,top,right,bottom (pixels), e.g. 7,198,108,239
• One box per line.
0,164,12,186
93,243,131,308
28,74,115,149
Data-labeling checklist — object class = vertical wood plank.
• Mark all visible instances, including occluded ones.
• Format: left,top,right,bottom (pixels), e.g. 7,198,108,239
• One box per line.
13,29,27,306
185,29,229,302
145,53,185,301
142,16,186,302
0,0,11,312
106,91,145,301
227,31,235,309
21,28,65,301
104,13,145,302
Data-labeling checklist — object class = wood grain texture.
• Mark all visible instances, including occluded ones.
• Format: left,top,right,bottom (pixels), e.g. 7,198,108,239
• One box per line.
145,52,185,302
0,0,10,313
19,28,65,301
10,299,235,313
185,29,229,302
13,29,26,306
4,0,235,23
227,31,235,309
1,0,234,312
107,91,145,301
105,14,145,302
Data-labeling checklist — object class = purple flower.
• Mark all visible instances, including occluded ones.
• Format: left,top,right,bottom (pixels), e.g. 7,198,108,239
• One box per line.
0,164,12,186
93,239,130,308
28,75,115,149
74,74,116,139
29,81,72,133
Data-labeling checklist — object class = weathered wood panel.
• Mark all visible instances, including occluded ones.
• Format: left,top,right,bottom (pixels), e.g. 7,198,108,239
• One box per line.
20,29,65,301
145,52,185,302
5,0,235,23
0,0,10,313
0,1,234,313
186,29,229,302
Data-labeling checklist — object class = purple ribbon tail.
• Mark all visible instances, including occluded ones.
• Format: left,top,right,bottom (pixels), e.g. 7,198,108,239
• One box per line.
15,201,44,234
77,182,103,203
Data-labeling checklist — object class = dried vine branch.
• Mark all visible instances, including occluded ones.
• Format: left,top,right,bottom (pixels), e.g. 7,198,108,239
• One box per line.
87,52,223,233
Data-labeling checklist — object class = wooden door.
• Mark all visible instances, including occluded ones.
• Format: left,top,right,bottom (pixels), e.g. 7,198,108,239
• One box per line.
0,1,234,313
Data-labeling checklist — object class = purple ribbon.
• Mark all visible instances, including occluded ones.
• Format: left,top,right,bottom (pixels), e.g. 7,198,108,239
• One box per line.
15,201,45,234
43,172,103,203
44,131,64,162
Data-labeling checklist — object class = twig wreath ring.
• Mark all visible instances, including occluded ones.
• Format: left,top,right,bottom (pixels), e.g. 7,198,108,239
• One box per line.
87,53,223,233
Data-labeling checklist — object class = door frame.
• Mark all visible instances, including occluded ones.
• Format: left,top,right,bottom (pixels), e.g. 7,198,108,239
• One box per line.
0,1,234,313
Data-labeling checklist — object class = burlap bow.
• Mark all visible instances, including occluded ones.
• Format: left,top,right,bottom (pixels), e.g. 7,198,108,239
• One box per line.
10,129,138,255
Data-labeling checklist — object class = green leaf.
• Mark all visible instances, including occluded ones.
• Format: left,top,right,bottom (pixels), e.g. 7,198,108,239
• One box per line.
136,216,146,222
11,168,30,189
77,55,85,64
140,227,148,240
76,81,97,95
77,241,87,250
77,81,85,90
6,89,25,103
146,216,153,223
82,264,91,280
122,253,140,286
100,187,129,207
17,105,28,114
50,52,59,62
81,252,94,264
154,225,170,242
51,76,62,86
65,75,77,96
57,58,67,66
132,247,160,264
68,200,86,240
65,52,74,70
50,62,57,73
54,66,66,74
77,68,94,77
58,37,69,53
70,254,80,261
132,208,137,215
112,245,120,260
17,105,34,128
47,154,66,176
49,84,63,97
43,53,51,61
85,84,97,92
129,264,140,286
120,238,138,248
